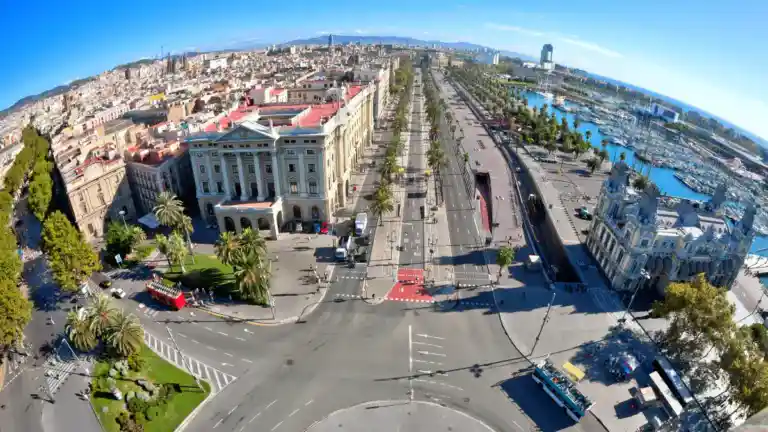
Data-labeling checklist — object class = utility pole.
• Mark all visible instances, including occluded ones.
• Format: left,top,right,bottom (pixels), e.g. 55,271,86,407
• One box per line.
166,326,204,391
531,292,556,356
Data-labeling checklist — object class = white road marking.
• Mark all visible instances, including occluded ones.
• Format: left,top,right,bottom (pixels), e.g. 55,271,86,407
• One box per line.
414,359,443,365
244,328,252,333
177,333,187,338
221,362,232,367
204,327,213,331
266,400,278,409
417,351,446,357
242,359,253,363
413,341,443,349
206,346,215,350
416,334,445,340
412,378,464,391
271,421,283,431
305,399,313,406
213,419,224,429
224,353,233,357
235,337,246,341
249,412,261,423
218,331,228,336
191,339,200,344
228,405,239,415
288,408,300,417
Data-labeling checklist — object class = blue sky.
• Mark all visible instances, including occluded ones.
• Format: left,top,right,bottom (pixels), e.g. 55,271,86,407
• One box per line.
2,0,767,140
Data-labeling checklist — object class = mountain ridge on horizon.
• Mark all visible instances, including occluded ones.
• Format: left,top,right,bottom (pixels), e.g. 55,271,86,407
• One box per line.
2,33,765,147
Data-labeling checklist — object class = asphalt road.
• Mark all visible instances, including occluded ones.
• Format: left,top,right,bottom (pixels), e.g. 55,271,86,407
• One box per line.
1,67,605,432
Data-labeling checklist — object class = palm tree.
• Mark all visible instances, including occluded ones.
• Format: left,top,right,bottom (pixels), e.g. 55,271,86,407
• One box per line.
106,310,144,358
155,234,173,267
573,118,581,130
154,191,195,263
86,294,117,338
153,191,183,227
370,188,395,226
620,151,627,162
585,130,592,143
215,232,242,268
66,309,97,352
235,254,272,305
598,149,609,164
586,158,600,175
239,228,267,260
166,231,189,273
633,175,650,190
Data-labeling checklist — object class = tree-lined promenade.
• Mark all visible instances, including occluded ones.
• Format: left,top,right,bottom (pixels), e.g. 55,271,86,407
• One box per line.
370,58,414,223
448,65,616,175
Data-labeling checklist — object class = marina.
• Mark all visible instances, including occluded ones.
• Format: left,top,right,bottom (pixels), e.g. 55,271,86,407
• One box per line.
517,90,768,255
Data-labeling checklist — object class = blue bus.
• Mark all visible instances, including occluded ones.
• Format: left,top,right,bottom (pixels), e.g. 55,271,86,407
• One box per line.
532,360,594,421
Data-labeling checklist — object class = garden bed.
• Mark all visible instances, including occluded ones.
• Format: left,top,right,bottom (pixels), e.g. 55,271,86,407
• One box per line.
90,345,210,432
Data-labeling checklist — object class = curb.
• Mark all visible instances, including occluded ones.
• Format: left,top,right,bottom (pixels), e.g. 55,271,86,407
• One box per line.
198,285,329,326
174,386,216,432
303,399,497,432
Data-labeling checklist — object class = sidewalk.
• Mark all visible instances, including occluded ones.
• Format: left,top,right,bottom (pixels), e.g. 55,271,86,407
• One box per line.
365,90,415,302
153,234,336,325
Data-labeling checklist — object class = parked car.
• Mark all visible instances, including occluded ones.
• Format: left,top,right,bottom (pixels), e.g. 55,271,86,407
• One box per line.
99,280,112,289
319,222,329,234
110,288,127,299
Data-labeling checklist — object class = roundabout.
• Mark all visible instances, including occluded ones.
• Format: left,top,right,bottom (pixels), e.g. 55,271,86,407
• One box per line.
305,400,496,432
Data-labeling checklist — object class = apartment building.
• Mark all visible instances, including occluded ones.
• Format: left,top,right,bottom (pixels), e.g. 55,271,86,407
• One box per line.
586,162,755,295
125,139,193,215
52,137,137,241
185,82,375,238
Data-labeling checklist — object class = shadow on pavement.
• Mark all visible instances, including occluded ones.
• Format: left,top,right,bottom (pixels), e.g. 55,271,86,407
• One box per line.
498,374,577,432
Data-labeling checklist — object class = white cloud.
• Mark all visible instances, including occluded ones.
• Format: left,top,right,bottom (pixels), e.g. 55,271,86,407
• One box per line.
561,38,622,58
485,22,622,59
354,29,366,34
423,31,430,35
484,23,545,37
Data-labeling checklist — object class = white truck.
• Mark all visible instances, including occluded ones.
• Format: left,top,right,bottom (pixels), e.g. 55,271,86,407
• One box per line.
354,213,368,236
335,236,353,261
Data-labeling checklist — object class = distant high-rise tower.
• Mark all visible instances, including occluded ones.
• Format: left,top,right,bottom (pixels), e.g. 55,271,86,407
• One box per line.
124,68,131,81
540,44,553,65
328,34,334,48
540,44,554,71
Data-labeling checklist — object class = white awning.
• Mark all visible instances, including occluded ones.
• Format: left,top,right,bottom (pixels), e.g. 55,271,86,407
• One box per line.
138,213,160,229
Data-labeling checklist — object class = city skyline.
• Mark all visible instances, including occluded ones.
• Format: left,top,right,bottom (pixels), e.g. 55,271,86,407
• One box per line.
2,0,766,141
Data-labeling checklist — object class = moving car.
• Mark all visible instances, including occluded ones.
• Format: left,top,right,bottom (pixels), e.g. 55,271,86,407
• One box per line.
99,279,112,289
110,287,127,299
576,206,593,220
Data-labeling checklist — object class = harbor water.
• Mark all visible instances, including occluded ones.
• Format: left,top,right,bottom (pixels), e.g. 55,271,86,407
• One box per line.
519,90,768,255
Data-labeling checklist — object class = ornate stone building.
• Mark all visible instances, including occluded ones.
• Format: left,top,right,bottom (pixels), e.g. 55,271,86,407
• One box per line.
586,161,755,295
185,83,375,238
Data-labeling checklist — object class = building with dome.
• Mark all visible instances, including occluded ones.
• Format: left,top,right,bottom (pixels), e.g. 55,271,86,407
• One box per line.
585,161,756,295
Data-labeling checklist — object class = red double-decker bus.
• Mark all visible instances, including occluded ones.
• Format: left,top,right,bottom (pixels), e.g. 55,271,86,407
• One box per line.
146,281,187,310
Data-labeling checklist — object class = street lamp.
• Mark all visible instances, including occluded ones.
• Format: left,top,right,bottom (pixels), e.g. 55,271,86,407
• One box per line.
620,269,651,323
118,210,127,228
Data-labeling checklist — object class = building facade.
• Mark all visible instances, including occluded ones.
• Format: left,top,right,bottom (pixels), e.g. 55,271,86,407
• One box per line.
586,162,755,295
125,144,194,215
186,83,375,238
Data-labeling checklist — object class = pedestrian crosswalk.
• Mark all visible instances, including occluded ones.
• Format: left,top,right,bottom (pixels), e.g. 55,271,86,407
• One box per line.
138,303,161,318
143,331,236,393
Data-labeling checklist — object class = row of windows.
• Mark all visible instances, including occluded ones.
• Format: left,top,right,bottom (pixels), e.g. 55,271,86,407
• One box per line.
200,163,317,175
200,180,320,195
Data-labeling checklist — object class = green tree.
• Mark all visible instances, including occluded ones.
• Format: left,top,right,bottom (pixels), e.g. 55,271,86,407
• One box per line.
66,309,97,352
496,246,515,278
155,234,173,268
214,232,243,268
239,228,267,259
153,191,195,261
28,175,52,220
164,231,189,273
463,152,470,165
586,158,600,174
106,309,144,358
0,279,32,351
632,175,650,191
235,253,272,305
86,294,117,338
105,222,146,260
370,186,395,226
42,211,101,292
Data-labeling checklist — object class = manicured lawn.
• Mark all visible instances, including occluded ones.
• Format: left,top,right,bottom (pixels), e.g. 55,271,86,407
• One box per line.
163,254,235,294
91,346,210,432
